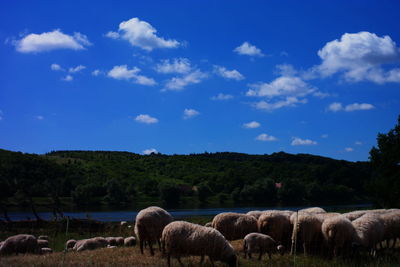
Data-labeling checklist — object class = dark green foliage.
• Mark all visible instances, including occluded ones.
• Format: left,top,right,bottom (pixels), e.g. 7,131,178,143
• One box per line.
0,148,376,215
369,115,400,208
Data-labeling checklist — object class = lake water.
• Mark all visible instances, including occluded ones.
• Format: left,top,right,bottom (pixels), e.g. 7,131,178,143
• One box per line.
3,204,372,222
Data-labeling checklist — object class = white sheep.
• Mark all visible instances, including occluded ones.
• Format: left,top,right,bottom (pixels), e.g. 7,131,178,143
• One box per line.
299,207,326,213
379,210,400,249
40,247,53,254
211,212,258,241
37,239,49,249
258,211,292,248
321,215,356,258
243,233,284,260
0,234,38,255
65,239,76,250
124,236,136,246
352,213,385,256
38,235,49,241
161,221,237,267
134,206,173,256
73,237,108,252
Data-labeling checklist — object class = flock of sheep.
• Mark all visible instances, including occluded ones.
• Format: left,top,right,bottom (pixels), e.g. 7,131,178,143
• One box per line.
1,206,399,266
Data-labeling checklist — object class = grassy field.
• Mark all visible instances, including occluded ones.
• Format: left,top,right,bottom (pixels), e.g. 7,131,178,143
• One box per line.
1,217,400,266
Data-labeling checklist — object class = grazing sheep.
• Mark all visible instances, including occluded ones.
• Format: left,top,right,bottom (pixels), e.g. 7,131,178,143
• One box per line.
106,237,117,246
124,237,136,246
243,233,284,260
352,214,385,256
204,222,212,227
291,213,330,256
342,210,368,221
0,234,38,255
65,239,76,250
212,212,258,241
37,239,49,249
379,211,400,249
258,211,292,248
161,221,237,267
299,207,326,213
246,210,264,220
38,235,49,241
73,237,108,252
115,237,124,246
40,247,53,254
134,206,173,256
321,215,356,258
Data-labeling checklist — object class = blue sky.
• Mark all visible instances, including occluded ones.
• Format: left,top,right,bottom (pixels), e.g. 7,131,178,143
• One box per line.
1,0,399,161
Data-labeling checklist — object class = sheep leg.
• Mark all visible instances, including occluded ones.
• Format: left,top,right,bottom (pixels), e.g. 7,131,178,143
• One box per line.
248,252,252,259
258,250,262,260
167,254,171,267
268,252,272,260
139,240,144,254
157,239,162,251
243,240,247,259
149,242,154,256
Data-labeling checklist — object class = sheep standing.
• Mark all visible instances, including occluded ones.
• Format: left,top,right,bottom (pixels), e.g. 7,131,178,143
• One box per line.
352,214,385,256
211,212,258,241
243,233,284,260
161,221,237,267
0,234,38,255
246,210,264,220
258,211,292,248
321,215,356,258
299,207,326,213
134,206,173,255
379,211,400,249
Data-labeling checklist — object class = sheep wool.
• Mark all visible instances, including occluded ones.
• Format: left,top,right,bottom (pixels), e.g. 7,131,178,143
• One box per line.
321,215,356,257
212,212,258,241
243,233,284,260
0,234,38,255
161,221,236,267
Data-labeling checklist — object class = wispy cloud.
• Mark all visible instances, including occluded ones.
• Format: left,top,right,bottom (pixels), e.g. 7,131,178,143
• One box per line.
255,133,277,141
155,58,191,74
143,148,158,155
345,147,354,152
243,121,261,129
50,63,64,71
211,93,234,101
183,108,200,120
164,70,207,91
69,65,86,73
291,137,317,146
107,65,156,86
61,75,73,82
213,65,244,80
327,102,375,112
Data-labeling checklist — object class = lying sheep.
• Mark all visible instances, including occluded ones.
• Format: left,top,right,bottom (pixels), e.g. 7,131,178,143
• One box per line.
37,239,49,249
124,237,136,246
321,215,356,258
352,214,385,256
73,237,108,252
65,239,76,250
212,212,258,241
134,206,173,256
258,211,292,248
243,233,284,260
161,221,237,267
0,234,38,255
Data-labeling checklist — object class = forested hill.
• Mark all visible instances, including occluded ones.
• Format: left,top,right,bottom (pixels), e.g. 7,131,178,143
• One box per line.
0,149,372,218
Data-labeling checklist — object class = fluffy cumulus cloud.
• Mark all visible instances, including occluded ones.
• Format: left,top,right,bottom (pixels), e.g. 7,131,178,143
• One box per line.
143,148,158,155
62,75,73,81
106,17,180,51
291,137,317,146
107,65,156,86
234,42,264,57
69,65,86,73
183,108,200,119
51,63,64,71
213,66,244,80
135,114,158,124
155,58,191,74
255,133,277,141
243,121,261,129
315,31,400,83
328,102,375,112
15,29,91,53
211,93,234,101
164,70,207,91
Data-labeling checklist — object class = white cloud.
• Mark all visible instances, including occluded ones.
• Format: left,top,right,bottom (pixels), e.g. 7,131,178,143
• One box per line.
243,121,261,129
143,148,158,155
211,93,234,101
35,115,44,120
62,75,73,81
315,31,400,83
15,29,91,53
51,63,64,71
328,102,375,112
92,69,102,76
213,65,244,80
256,133,277,141
246,76,315,98
155,58,191,74
321,134,329,138
253,97,307,111
164,70,207,91
291,137,317,146
69,65,86,73
107,65,156,86
345,147,354,152
135,114,158,124
355,141,363,145
234,42,264,57
183,108,200,119
106,17,180,51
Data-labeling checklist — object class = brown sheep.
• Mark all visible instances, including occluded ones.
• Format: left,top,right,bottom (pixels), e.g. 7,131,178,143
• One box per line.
134,206,173,255
211,212,258,241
